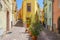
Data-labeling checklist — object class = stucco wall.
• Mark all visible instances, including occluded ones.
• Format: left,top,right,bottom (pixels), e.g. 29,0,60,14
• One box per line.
0,0,7,35
0,0,12,35
53,0,60,32
22,0,37,23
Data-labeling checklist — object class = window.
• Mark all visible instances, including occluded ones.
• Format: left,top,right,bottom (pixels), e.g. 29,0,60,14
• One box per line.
37,3,39,8
49,4,51,12
49,18,51,25
27,3,31,12
7,0,9,2
58,0,60,8
52,0,54,2
0,2,2,11
14,0,16,1
46,0,47,3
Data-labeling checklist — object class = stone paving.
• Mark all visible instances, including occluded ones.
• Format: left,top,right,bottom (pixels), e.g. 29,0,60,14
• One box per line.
0,26,60,40
37,29,60,40
0,27,29,40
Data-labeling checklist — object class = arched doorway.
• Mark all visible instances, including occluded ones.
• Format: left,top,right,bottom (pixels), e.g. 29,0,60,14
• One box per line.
58,17,60,34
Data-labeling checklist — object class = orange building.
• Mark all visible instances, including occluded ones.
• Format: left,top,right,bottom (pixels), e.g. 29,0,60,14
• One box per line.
53,0,60,33
17,9,23,20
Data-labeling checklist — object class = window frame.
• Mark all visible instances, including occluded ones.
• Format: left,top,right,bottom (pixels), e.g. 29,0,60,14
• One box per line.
0,2,2,11
27,3,31,12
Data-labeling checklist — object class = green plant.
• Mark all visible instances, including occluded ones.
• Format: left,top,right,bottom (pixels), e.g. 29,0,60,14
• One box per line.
28,25,33,32
28,21,43,36
33,21,44,31
28,25,39,36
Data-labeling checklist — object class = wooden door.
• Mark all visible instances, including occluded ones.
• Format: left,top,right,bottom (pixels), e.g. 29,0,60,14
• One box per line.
6,11,9,31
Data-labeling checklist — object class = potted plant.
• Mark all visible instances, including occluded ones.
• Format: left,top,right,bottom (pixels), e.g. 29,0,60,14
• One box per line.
28,21,43,40
28,25,38,40
28,25,33,36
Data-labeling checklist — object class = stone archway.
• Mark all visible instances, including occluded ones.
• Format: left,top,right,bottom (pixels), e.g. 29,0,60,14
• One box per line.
58,17,60,34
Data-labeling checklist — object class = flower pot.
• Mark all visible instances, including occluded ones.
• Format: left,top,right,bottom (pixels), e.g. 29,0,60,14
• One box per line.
27,24,30,28
32,36,37,40
29,31,32,37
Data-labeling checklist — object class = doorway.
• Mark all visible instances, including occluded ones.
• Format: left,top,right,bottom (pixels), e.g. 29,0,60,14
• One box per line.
6,10,9,31
58,17,60,34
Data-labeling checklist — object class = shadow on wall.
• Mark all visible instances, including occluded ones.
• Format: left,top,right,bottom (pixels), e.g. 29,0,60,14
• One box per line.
58,17,60,34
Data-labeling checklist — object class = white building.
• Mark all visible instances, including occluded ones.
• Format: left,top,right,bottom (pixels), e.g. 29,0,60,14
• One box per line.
0,0,12,36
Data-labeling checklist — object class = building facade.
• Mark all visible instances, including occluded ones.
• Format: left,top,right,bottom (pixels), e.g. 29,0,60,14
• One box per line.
12,0,17,25
22,0,40,28
44,0,48,29
40,9,44,24
53,0,60,33
47,0,52,31
0,0,12,35
44,0,53,31
17,8,23,20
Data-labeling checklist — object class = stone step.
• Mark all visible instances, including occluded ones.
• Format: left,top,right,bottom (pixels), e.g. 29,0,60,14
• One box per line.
15,20,23,27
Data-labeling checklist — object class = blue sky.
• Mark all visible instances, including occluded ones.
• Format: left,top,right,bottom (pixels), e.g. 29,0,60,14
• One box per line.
16,0,43,10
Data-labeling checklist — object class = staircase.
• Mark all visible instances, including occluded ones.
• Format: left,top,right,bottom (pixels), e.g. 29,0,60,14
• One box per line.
15,19,23,27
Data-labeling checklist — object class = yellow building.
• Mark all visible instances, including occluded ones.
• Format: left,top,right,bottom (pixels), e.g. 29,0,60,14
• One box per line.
22,0,40,27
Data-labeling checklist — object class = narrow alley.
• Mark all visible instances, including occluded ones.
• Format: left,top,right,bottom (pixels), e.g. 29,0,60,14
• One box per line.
0,0,60,40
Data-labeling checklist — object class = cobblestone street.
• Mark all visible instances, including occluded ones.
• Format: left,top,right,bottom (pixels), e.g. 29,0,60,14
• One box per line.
37,28,60,40
0,26,60,40
0,27,29,40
